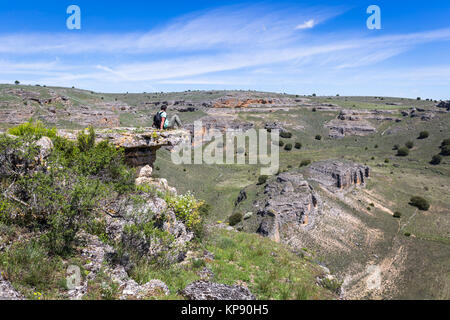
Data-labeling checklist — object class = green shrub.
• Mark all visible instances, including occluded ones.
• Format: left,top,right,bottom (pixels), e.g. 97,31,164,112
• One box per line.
280,132,292,139
284,143,292,151
278,141,284,147
393,144,399,150
430,154,442,165
396,147,409,157
257,175,268,185
228,213,243,226
405,141,414,149
393,212,402,218
166,192,204,234
384,158,390,163
409,196,430,211
294,142,302,149
321,277,342,294
441,139,450,147
440,140,450,156
8,119,57,140
299,160,311,167
418,131,429,139
315,135,322,141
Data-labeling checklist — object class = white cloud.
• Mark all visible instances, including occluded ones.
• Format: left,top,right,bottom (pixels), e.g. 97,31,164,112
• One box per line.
295,19,315,30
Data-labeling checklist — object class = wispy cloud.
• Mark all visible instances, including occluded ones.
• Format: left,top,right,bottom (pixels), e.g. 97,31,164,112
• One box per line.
295,19,316,30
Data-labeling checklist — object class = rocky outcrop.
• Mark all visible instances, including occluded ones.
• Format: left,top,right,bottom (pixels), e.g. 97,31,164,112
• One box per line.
264,122,287,133
59,128,189,167
326,118,376,138
309,160,370,189
0,275,24,300
67,231,172,300
253,171,321,241
436,101,450,111
181,281,255,300
135,165,177,195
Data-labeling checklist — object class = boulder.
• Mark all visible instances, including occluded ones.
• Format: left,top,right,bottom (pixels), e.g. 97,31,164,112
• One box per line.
0,275,24,300
181,281,255,300
35,136,54,161
120,279,169,299
139,165,153,178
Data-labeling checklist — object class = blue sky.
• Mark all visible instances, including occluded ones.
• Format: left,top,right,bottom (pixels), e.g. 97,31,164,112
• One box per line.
0,1,449,99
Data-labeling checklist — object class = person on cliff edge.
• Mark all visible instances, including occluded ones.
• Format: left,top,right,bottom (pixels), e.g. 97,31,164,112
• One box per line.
153,105,182,130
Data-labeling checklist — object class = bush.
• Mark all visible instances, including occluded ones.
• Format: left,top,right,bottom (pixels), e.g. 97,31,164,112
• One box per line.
280,132,292,139
257,175,268,185
393,144,399,150
441,139,450,147
7,119,57,140
166,192,205,234
0,126,136,254
384,158,390,163
441,145,450,156
396,147,409,157
278,141,284,147
228,213,243,226
418,131,429,139
430,154,442,165
294,142,302,149
409,196,430,211
440,140,450,156
405,141,414,149
393,212,402,218
284,143,292,151
315,135,322,141
299,159,311,167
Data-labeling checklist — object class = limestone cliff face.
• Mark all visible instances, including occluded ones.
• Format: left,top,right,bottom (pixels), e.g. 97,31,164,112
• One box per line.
308,160,370,189
252,171,321,242
58,128,190,167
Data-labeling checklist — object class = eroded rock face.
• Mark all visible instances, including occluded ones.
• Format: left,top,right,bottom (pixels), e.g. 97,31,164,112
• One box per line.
181,281,255,300
309,160,370,189
254,171,321,241
326,118,376,139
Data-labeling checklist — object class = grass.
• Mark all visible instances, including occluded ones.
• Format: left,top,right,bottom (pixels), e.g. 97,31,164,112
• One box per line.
128,229,337,300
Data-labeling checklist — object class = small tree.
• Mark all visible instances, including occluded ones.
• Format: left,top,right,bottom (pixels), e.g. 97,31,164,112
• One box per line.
430,154,442,165
418,131,429,139
284,143,292,151
295,142,302,149
229,213,243,226
279,141,285,147
405,141,414,149
315,135,322,141
440,140,450,156
280,131,292,139
409,196,430,211
397,147,409,157
14,80,20,85
299,159,311,167
257,175,268,185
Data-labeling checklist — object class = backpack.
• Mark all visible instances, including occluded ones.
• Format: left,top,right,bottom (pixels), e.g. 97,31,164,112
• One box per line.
153,111,163,128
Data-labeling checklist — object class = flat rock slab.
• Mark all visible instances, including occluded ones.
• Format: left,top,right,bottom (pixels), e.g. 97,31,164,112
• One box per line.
181,281,255,300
